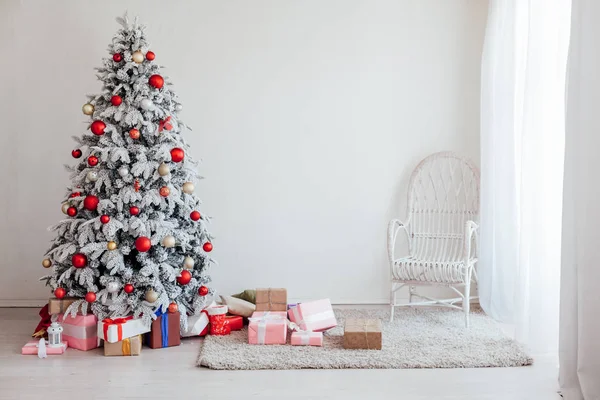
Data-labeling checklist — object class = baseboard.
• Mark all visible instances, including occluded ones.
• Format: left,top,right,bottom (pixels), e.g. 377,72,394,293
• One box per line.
0,299,48,308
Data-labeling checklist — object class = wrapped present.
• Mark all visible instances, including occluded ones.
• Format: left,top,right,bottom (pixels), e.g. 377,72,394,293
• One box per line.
225,315,243,331
22,339,68,356
288,299,337,332
248,311,288,345
181,310,210,337
343,319,382,350
48,297,90,315
287,303,299,311
104,335,142,356
291,331,323,346
57,313,99,351
146,310,181,349
97,316,150,343
255,288,287,312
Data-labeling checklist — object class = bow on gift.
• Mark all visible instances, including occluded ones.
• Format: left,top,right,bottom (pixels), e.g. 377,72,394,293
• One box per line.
102,316,133,342
159,116,173,132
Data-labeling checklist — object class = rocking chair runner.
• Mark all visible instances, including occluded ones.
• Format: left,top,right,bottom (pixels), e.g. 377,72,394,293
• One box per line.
387,152,479,327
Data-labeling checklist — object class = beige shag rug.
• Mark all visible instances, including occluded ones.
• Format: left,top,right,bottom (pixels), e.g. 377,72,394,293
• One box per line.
197,307,532,370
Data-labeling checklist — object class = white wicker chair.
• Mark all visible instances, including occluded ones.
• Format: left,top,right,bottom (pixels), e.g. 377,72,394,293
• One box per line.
388,152,479,327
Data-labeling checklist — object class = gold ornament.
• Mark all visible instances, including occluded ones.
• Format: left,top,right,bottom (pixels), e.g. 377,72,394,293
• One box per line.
107,241,117,250
183,256,195,269
182,182,195,194
61,202,70,214
82,103,94,115
162,235,176,248
42,258,52,268
145,289,159,303
158,163,170,177
132,50,144,64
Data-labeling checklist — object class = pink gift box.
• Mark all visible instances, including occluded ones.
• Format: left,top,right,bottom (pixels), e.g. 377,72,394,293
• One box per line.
248,311,288,345
22,340,68,355
291,331,323,346
58,313,99,351
288,299,337,332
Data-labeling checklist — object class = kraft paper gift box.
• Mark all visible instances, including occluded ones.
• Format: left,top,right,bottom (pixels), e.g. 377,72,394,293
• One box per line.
48,297,90,315
146,310,181,349
343,319,382,350
248,311,288,345
57,313,98,351
288,299,337,332
97,316,151,343
291,331,323,347
103,335,142,356
22,340,68,355
255,288,287,312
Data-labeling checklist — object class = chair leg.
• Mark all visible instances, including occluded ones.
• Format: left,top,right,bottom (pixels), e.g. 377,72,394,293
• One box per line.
390,284,396,322
408,285,416,305
463,281,471,328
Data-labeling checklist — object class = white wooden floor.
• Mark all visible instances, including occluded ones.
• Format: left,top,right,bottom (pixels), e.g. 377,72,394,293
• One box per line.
0,308,560,400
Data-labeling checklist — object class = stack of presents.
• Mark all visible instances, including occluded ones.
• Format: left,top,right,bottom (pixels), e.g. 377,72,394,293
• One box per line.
23,288,382,357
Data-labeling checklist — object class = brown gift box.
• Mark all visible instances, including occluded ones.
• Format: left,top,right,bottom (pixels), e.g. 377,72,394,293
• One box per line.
146,310,181,349
255,288,288,312
343,319,382,350
103,335,142,356
48,297,90,315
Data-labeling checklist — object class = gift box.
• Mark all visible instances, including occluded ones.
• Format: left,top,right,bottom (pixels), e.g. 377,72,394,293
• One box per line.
291,331,323,346
22,340,68,356
103,335,142,356
248,311,288,345
288,299,337,332
343,318,382,350
48,297,89,315
97,316,150,343
57,313,98,351
255,288,287,312
225,315,244,331
181,310,210,337
287,303,299,311
146,310,181,349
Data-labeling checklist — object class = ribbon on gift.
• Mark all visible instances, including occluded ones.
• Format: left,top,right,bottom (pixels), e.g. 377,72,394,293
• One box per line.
296,330,312,345
290,307,335,330
159,116,173,132
248,312,286,345
102,316,133,342
346,319,379,349
122,337,132,356
155,309,169,348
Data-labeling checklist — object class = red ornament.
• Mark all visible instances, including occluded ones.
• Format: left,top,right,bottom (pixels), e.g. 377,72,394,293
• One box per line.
129,206,140,216
83,195,99,211
72,253,88,268
129,128,140,140
134,180,141,192
90,120,106,136
190,211,201,221
113,53,123,62
54,287,66,299
168,302,178,313
111,95,122,106
159,116,173,132
100,214,110,224
148,74,164,89
72,149,82,158
170,148,184,162
198,285,209,296
124,283,135,294
85,292,96,303
177,270,192,285
203,242,213,252
135,236,152,252
146,51,155,61
159,186,170,197
70,192,81,198
87,155,99,166
67,206,78,217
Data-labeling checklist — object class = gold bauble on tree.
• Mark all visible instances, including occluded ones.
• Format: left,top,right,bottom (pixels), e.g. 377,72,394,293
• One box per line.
182,182,195,194
61,202,70,214
82,103,94,115
145,289,159,303
158,163,170,177
132,50,144,64
42,258,52,268
107,241,117,250
183,256,195,269
162,235,176,248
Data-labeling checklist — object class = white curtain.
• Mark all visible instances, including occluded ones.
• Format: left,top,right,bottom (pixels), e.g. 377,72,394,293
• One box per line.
479,0,571,354
559,1,600,398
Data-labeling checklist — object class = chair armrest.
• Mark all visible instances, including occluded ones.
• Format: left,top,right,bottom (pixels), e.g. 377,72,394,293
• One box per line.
388,219,410,266
462,220,479,260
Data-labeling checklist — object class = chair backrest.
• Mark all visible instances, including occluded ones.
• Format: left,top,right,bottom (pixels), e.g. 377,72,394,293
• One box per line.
406,152,480,261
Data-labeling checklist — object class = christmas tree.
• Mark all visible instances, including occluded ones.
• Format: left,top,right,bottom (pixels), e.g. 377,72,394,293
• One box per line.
41,14,214,327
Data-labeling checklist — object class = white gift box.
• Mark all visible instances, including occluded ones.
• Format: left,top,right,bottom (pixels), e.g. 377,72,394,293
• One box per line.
181,312,210,337
97,316,150,343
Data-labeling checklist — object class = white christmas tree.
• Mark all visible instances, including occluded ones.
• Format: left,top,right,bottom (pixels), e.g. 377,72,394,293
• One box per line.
40,14,214,327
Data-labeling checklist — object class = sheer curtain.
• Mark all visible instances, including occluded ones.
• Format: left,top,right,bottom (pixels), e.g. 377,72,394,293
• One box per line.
479,0,571,354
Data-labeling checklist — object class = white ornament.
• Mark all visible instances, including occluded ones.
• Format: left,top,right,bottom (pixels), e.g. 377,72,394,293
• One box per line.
183,256,195,269
118,167,129,177
158,162,170,177
132,50,144,64
182,182,195,194
106,282,120,293
175,104,183,111
140,98,154,110
86,171,98,182
145,289,159,303
162,235,176,248
61,202,70,214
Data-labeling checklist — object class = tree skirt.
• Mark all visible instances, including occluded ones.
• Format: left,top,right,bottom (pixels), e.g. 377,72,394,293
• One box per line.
196,307,532,370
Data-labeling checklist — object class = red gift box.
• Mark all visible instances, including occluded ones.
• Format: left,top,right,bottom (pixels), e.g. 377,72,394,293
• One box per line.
225,315,243,331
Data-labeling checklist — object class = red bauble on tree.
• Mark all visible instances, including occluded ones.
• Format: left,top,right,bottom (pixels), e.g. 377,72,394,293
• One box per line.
70,192,81,198
177,270,192,285
159,186,170,197
146,51,155,61
190,211,201,221
67,206,78,217
124,283,134,294
83,195,99,211
148,74,164,89
129,128,140,140
72,253,88,268
129,206,140,216
100,214,110,224
170,148,184,162
85,292,96,303
72,149,82,158
135,236,152,252
110,95,122,106
54,287,66,299
113,53,122,62
203,242,213,252
90,120,106,135
198,285,209,296
168,302,178,313
87,155,99,166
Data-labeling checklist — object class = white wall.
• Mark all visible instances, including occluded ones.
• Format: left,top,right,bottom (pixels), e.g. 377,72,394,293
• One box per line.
0,0,487,304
